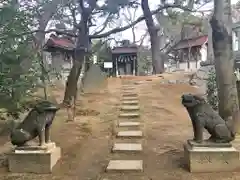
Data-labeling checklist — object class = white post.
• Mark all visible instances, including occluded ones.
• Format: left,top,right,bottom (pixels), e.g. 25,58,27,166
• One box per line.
93,55,97,64
133,56,135,75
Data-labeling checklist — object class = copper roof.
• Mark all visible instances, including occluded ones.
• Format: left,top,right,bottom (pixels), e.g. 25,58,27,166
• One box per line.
174,35,208,50
44,34,75,51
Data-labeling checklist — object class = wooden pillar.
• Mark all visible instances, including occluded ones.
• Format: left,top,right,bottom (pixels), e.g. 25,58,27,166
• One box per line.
195,48,199,69
188,47,191,70
136,55,138,76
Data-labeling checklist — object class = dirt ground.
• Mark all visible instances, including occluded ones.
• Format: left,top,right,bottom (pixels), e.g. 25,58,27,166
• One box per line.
1,73,240,180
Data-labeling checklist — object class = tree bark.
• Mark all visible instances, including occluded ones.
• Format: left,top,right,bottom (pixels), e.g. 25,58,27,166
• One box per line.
210,0,239,121
141,0,164,74
206,20,214,63
63,0,94,108
63,23,88,105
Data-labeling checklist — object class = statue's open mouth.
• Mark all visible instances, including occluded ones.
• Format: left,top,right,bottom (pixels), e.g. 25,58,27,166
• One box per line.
181,95,194,106
182,95,193,103
182,99,193,104
182,98,192,102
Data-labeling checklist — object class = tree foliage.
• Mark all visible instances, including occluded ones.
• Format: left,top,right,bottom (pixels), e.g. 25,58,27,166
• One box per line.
206,69,218,110
0,0,41,118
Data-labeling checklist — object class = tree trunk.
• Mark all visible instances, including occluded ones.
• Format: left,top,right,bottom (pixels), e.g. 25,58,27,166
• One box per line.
206,20,214,64
63,56,83,104
64,55,86,121
151,35,163,74
210,0,239,121
141,0,164,74
63,11,89,106
132,27,136,43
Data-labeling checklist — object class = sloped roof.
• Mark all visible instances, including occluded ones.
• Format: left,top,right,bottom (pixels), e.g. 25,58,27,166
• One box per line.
112,45,138,54
44,34,75,52
174,35,208,50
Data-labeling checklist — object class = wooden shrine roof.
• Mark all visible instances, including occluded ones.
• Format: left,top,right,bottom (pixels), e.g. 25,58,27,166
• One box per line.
174,35,208,50
43,34,75,52
112,45,138,54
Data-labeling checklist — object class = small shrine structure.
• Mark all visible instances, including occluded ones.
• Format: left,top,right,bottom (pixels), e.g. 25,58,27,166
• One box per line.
111,44,138,77
43,34,75,73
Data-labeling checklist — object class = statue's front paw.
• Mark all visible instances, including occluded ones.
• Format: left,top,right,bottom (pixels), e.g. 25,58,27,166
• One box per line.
39,142,47,147
193,139,203,143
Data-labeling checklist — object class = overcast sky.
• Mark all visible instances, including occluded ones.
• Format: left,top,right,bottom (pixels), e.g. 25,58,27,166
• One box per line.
108,0,239,46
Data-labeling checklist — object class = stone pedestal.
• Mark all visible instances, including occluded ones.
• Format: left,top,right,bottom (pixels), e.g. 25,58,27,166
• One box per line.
184,140,240,172
8,142,61,174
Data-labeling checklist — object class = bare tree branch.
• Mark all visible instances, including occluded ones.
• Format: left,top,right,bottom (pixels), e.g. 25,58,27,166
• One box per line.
89,4,193,39
91,14,112,35
122,7,138,42
138,30,149,46
68,5,78,27
0,3,196,41
0,29,77,40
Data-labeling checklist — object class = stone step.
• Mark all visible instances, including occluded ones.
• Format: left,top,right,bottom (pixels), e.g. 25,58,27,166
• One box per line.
115,138,143,144
122,91,138,95
111,151,143,159
122,93,138,97
122,89,135,92
122,100,139,105
122,85,134,87
122,97,138,101
122,93,137,96
112,143,142,152
119,122,140,127
119,113,140,118
117,126,141,131
122,86,135,89
121,105,140,111
122,90,136,93
106,160,143,172
117,130,143,138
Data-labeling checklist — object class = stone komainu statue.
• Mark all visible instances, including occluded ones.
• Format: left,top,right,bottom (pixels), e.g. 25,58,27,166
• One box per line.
10,101,60,147
181,94,235,143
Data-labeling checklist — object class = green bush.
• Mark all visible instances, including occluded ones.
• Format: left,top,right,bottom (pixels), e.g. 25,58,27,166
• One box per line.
206,68,218,110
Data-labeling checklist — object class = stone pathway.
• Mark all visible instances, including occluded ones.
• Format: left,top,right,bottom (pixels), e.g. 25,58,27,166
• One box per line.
106,81,144,173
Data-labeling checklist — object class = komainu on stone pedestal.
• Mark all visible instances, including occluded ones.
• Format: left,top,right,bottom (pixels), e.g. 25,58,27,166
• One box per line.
181,93,235,144
181,93,240,172
8,142,61,173
10,101,60,147
8,101,61,173
183,140,240,173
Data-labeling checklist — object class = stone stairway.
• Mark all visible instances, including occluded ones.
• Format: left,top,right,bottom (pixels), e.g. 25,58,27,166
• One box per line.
106,82,144,173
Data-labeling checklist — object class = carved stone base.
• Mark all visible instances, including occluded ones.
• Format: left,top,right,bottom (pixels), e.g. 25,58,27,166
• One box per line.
8,142,61,173
187,139,232,148
184,140,240,172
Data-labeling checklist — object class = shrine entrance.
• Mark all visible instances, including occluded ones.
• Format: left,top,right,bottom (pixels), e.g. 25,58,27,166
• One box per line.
111,45,138,77
117,55,137,75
